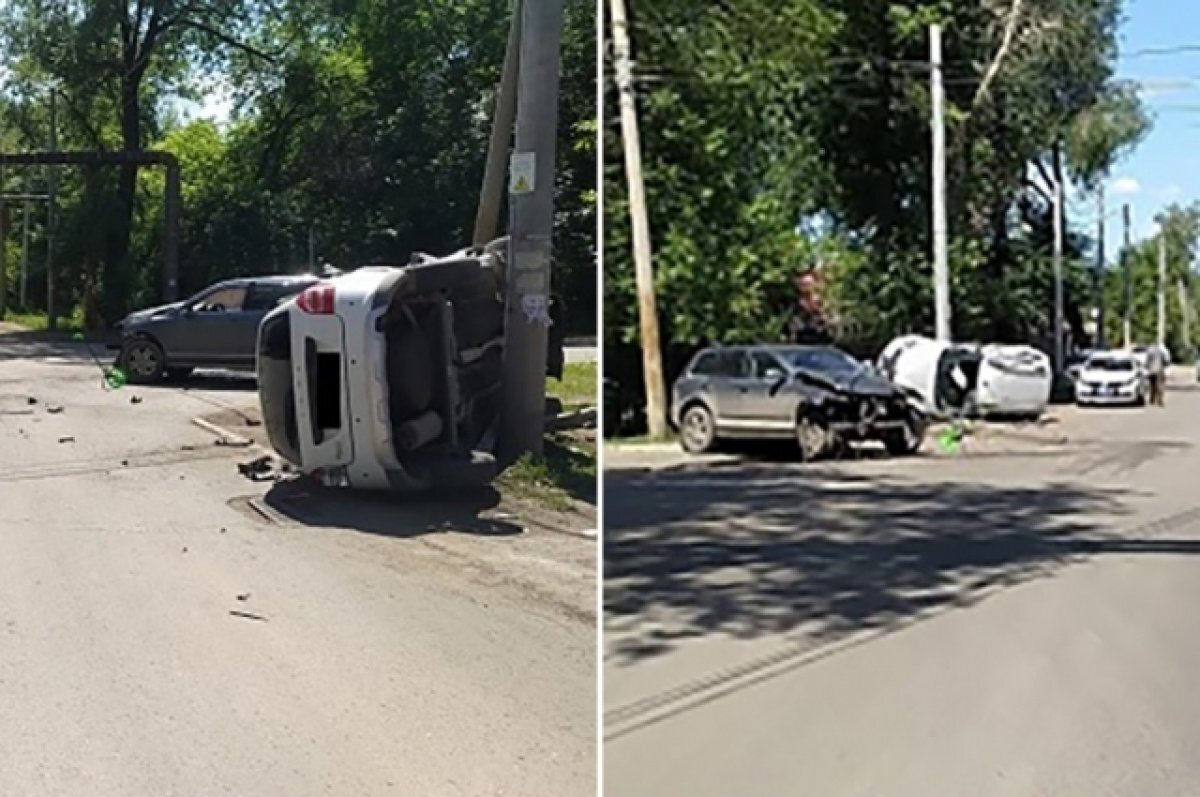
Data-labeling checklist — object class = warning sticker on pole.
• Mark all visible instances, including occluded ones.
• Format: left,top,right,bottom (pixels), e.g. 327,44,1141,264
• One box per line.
509,152,536,195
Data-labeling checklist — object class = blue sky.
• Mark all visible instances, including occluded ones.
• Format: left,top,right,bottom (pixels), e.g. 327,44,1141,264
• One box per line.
1092,0,1200,261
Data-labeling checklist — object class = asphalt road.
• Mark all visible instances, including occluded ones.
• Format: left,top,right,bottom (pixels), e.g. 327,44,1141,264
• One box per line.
605,374,1200,796
0,330,596,797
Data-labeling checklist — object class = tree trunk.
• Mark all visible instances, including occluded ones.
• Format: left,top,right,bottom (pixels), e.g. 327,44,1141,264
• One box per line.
102,72,143,320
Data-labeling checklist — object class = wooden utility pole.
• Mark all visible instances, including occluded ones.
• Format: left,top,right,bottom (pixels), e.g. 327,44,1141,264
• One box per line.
498,0,565,462
1157,232,1167,347
930,24,951,341
1122,203,1132,348
611,0,668,438
474,0,522,247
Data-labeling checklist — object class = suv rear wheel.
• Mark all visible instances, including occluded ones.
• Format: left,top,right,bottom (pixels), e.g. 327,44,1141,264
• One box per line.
679,404,716,453
119,338,165,384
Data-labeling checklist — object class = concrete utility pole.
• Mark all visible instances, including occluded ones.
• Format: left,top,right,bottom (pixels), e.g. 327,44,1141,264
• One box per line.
1095,185,1106,349
930,24,951,340
1052,172,1065,369
46,87,57,331
474,0,522,247
611,0,668,438
1122,203,1133,348
1157,232,1167,347
1177,277,1192,356
498,0,565,463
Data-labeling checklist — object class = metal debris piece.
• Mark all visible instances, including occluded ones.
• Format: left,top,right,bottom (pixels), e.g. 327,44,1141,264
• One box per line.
229,610,268,622
130,396,143,405
215,437,253,448
57,436,75,444
26,397,36,405
236,593,250,602
46,405,64,414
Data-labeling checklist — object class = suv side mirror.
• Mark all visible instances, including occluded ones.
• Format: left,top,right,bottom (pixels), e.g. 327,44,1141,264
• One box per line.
763,367,785,382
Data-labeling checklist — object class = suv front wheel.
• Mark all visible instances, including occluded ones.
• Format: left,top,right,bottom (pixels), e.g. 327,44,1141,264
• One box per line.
679,404,717,453
119,338,166,384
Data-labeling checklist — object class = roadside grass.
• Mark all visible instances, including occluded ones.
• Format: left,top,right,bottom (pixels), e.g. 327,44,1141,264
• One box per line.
502,361,599,510
548,361,596,410
3,308,86,333
499,433,597,512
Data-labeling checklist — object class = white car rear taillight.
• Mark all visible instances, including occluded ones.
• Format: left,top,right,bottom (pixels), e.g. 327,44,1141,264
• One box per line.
297,283,336,314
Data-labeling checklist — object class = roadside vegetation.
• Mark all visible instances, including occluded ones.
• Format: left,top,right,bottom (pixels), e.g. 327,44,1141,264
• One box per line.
603,0,1192,437
0,0,595,336
500,361,598,511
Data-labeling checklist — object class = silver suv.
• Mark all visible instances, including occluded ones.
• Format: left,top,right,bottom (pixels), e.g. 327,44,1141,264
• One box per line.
670,345,927,460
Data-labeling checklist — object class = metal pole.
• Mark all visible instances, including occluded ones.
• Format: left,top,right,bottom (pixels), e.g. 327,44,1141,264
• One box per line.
46,87,57,331
1095,184,1106,349
0,201,8,320
1052,172,1064,370
611,0,668,439
930,23,951,341
163,159,180,301
498,0,565,463
1177,277,1192,357
474,0,522,247
20,198,29,309
1123,203,1132,348
1158,232,1167,347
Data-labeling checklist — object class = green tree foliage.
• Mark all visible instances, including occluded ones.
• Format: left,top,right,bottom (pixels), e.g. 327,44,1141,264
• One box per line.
0,0,596,333
605,0,1153,434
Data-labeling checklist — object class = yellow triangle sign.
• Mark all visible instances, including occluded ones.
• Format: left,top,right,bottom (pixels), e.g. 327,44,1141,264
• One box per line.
514,176,530,193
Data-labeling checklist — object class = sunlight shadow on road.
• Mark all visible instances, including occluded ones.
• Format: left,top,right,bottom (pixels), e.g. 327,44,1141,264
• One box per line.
603,464,1165,667
262,478,524,539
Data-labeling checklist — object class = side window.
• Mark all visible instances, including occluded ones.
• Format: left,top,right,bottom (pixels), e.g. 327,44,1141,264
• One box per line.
245,282,306,311
718,351,751,378
193,286,247,313
690,352,719,376
751,352,783,378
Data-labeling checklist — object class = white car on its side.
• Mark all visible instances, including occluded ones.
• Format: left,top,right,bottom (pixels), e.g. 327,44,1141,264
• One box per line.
257,241,515,491
1074,352,1147,407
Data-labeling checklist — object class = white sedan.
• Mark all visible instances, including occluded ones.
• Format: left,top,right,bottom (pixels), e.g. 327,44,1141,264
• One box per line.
1074,353,1147,407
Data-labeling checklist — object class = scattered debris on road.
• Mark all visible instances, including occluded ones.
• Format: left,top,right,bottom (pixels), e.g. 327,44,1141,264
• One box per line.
229,610,268,622
237,455,279,482
130,396,143,405
0,409,34,416
181,546,188,553
215,437,253,448
46,405,64,414
236,592,250,602
57,436,75,444
25,397,36,405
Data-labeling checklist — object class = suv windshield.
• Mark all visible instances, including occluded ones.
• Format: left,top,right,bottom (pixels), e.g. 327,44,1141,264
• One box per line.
1087,357,1135,371
788,348,862,375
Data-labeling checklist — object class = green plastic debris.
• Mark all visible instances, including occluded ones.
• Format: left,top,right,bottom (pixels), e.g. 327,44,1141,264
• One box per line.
937,424,964,454
103,367,127,390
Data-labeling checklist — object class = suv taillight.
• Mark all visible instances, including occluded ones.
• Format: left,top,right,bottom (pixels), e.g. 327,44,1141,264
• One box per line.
296,283,335,314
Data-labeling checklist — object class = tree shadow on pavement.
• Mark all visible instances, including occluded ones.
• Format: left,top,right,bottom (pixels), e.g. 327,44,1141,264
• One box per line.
263,479,524,539
604,464,1162,664
0,329,96,363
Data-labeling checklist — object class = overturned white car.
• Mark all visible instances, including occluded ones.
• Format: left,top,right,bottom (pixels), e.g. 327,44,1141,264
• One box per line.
878,335,1052,420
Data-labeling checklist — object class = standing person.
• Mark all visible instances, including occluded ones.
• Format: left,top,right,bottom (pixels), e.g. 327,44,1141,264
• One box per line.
1147,344,1167,406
